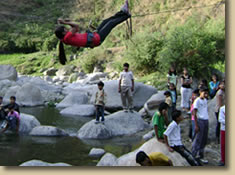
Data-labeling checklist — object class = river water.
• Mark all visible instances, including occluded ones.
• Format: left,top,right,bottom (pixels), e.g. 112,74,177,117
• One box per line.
0,107,145,166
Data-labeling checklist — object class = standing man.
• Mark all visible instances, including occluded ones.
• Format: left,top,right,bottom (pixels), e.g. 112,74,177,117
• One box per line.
118,63,134,112
192,87,209,164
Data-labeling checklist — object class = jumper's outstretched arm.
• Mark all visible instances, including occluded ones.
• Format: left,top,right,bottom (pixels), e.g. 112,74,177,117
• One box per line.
58,18,79,34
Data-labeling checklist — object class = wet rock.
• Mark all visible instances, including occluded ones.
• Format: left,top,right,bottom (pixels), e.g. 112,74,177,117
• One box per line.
96,153,117,166
60,104,96,117
19,160,71,166
89,148,106,158
19,113,41,134
56,92,89,108
15,83,44,106
77,111,149,139
29,126,68,137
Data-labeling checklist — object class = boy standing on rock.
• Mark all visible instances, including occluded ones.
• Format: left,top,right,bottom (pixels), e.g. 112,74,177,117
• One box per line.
94,81,107,124
192,87,209,164
118,63,134,112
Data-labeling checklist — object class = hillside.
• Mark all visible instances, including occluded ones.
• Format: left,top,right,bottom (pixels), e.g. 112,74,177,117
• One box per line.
0,0,225,88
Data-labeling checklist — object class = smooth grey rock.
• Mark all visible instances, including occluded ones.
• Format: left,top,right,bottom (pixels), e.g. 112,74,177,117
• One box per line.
116,138,190,166
19,160,71,166
19,113,41,134
15,83,44,106
78,111,149,139
96,153,117,166
88,148,106,158
29,126,68,137
56,92,89,108
3,85,21,104
142,130,155,141
143,91,165,117
60,104,96,117
0,65,18,81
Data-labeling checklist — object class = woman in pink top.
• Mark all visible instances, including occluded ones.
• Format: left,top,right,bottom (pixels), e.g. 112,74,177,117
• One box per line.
0,104,20,134
55,0,131,65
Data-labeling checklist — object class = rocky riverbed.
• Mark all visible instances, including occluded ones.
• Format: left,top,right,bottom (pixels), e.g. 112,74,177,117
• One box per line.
0,65,222,166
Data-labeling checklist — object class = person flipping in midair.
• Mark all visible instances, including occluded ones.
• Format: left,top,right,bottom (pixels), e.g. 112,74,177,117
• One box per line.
55,0,131,65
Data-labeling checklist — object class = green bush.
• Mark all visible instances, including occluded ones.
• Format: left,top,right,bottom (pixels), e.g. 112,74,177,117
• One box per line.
123,31,163,75
158,16,225,78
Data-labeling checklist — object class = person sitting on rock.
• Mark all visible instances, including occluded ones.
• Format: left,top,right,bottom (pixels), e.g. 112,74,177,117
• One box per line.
4,96,20,114
0,104,20,134
0,96,7,120
136,151,173,166
94,81,107,124
152,102,169,143
118,63,134,113
164,110,201,166
55,0,131,65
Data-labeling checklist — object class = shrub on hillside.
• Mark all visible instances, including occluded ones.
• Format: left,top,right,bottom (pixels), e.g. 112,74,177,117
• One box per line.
158,16,225,78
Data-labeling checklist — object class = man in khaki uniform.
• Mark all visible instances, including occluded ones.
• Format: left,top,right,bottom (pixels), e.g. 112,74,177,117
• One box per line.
118,63,134,112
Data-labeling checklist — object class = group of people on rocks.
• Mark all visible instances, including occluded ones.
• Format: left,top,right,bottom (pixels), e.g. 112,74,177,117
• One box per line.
136,66,225,166
0,96,21,134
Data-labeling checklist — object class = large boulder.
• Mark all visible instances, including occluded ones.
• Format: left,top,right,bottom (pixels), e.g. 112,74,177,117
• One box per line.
116,138,189,166
77,111,149,139
19,160,71,166
0,79,14,96
88,148,106,158
60,104,96,117
96,153,117,166
19,113,41,134
56,92,89,108
29,126,69,137
15,83,44,106
29,77,62,94
89,80,157,111
141,91,165,117
3,85,21,104
0,65,18,81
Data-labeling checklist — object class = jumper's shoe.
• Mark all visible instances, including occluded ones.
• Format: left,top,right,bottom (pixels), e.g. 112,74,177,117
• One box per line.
121,0,131,16
124,109,128,113
101,121,105,125
95,121,100,124
200,158,209,164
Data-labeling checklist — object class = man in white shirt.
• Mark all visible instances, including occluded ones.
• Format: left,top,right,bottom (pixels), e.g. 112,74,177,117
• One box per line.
164,110,201,166
192,87,209,164
118,63,134,112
